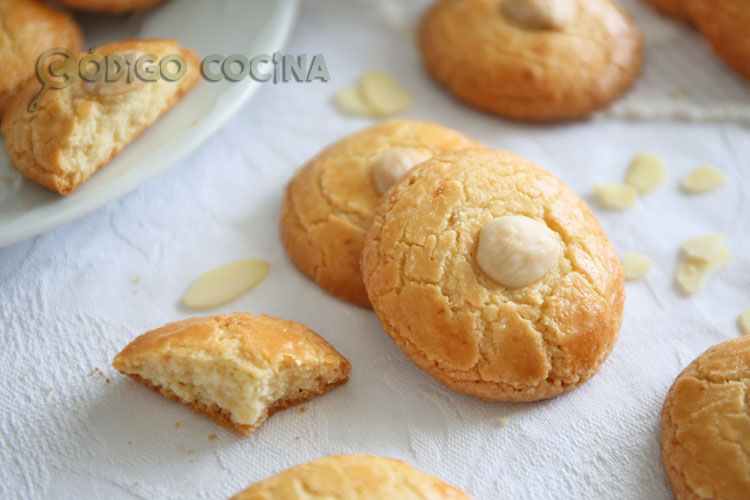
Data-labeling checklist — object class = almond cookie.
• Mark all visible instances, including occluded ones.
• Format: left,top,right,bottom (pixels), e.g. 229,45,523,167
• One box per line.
231,454,472,499
281,120,481,307
688,0,750,80
361,148,625,401
113,313,351,436
0,0,83,114
418,0,644,121
661,335,750,500
55,0,165,13
642,0,692,23
1,39,199,195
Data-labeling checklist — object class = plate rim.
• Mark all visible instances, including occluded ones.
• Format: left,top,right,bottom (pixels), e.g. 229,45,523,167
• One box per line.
0,0,299,249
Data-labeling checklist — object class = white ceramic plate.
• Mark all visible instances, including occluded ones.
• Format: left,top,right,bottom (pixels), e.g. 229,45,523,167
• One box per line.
0,0,298,248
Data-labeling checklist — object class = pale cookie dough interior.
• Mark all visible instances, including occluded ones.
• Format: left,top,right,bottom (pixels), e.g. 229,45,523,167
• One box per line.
280,120,481,307
361,148,625,402
503,0,576,30
113,314,351,435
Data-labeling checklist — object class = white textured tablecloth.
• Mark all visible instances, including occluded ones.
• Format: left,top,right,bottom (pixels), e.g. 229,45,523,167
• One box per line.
1,1,749,499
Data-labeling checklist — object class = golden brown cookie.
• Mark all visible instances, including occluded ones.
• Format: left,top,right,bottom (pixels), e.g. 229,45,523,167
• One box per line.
642,0,692,23
661,335,750,500
231,454,472,499
280,120,481,307
688,0,750,80
1,39,200,195
55,0,165,13
361,148,625,402
113,313,351,436
418,0,644,121
0,0,83,115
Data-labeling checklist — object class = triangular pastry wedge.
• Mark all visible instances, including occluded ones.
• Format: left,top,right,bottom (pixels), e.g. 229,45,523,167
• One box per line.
1,38,200,195
112,313,351,436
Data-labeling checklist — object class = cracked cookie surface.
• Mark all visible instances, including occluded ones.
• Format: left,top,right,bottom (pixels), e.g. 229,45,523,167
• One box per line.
418,0,643,121
232,454,472,499
361,148,624,401
661,335,750,500
281,120,480,307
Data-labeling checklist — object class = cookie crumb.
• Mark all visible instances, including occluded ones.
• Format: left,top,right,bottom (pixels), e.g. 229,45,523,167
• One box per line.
208,434,217,441
299,407,306,413
105,378,111,384
175,422,181,428
128,441,132,446
497,417,509,427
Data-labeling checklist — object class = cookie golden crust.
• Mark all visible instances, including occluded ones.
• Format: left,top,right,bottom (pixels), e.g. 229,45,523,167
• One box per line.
418,0,644,121
0,0,83,114
280,120,481,307
112,313,351,436
1,39,199,195
55,0,165,13
661,336,750,500
361,148,625,402
688,0,750,80
231,454,473,500
642,0,691,22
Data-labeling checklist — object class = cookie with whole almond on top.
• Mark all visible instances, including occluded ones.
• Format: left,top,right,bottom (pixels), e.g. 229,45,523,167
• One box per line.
419,0,644,121
280,120,481,307
361,148,625,401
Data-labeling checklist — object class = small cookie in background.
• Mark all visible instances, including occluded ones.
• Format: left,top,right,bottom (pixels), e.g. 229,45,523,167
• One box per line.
361,148,625,402
0,0,83,115
688,0,750,80
231,454,473,499
641,0,692,23
55,0,165,13
1,39,200,195
418,0,643,121
112,313,351,436
281,120,481,307
661,335,750,499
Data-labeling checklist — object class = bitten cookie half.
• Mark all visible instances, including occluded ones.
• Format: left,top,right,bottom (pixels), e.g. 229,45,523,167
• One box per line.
688,0,750,80
1,38,199,195
55,0,165,13
113,313,351,436
361,148,625,402
418,0,644,121
661,335,750,500
0,0,83,114
281,120,481,307
231,454,473,500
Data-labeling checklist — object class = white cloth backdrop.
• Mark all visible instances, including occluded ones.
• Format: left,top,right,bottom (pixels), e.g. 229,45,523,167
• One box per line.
1,1,749,499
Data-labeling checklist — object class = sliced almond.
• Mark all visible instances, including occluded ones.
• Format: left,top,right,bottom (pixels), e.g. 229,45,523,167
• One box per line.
681,234,725,262
594,183,638,211
676,246,732,295
182,259,270,310
360,70,412,116
681,165,725,194
332,85,372,116
739,309,750,336
621,252,651,280
625,153,668,194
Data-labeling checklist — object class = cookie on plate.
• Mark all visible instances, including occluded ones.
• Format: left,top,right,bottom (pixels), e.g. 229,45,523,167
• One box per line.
642,0,692,23
231,454,472,499
661,335,750,500
113,313,351,436
55,0,165,13
1,39,199,195
418,0,644,121
281,120,481,307
0,0,83,115
689,0,750,80
361,148,625,401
